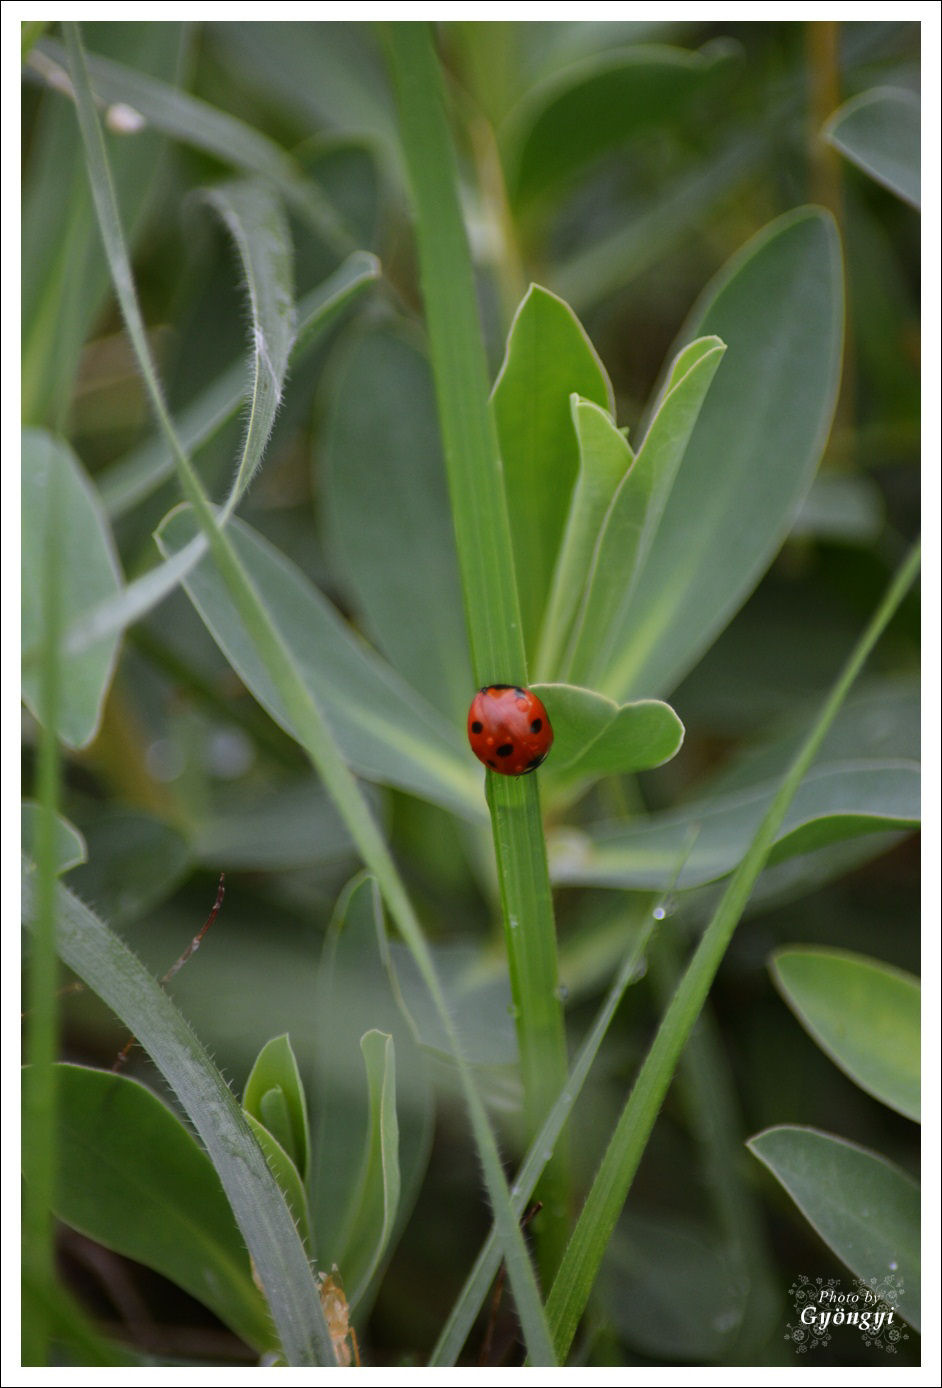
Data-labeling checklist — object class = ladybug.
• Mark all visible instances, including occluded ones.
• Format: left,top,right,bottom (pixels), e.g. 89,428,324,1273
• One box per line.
467,685,554,776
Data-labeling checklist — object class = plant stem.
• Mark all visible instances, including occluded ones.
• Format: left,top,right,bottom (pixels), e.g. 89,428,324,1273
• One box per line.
385,19,570,1280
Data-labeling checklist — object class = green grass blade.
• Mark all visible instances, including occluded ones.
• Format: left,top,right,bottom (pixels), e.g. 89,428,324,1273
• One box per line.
242,1113,313,1255
21,866,334,1365
543,541,920,1359
386,22,569,1294
66,21,555,1360
771,949,920,1122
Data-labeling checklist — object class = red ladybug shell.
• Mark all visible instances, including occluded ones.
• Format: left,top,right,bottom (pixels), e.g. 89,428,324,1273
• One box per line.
467,685,553,776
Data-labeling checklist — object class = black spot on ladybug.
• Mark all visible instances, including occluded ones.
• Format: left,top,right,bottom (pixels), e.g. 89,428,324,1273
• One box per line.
530,719,542,733
471,720,483,733
496,743,514,758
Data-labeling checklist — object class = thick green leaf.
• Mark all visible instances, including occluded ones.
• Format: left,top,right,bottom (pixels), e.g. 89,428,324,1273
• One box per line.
535,397,633,680
533,683,683,776
20,804,86,874
492,285,613,658
336,1031,401,1308
243,1112,313,1254
244,1035,311,1181
600,208,844,702
550,759,919,889
748,1126,920,1331
503,42,732,207
564,337,726,689
824,88,920,208
22,862,334,1365
320,328,470,720
21,1063,275,1351
21,430,123,748
156,507,483,821
771,949,919,1122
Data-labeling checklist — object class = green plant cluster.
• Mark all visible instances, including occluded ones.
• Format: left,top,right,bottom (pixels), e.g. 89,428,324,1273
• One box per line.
21,19,919,1368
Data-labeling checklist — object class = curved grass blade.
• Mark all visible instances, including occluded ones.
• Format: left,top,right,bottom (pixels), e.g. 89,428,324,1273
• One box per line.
243,1113,313,1255
21,864,334,1365
202,181,296,515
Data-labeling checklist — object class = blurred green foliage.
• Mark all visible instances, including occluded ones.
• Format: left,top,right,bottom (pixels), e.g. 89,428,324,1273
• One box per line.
22,18,919,1367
